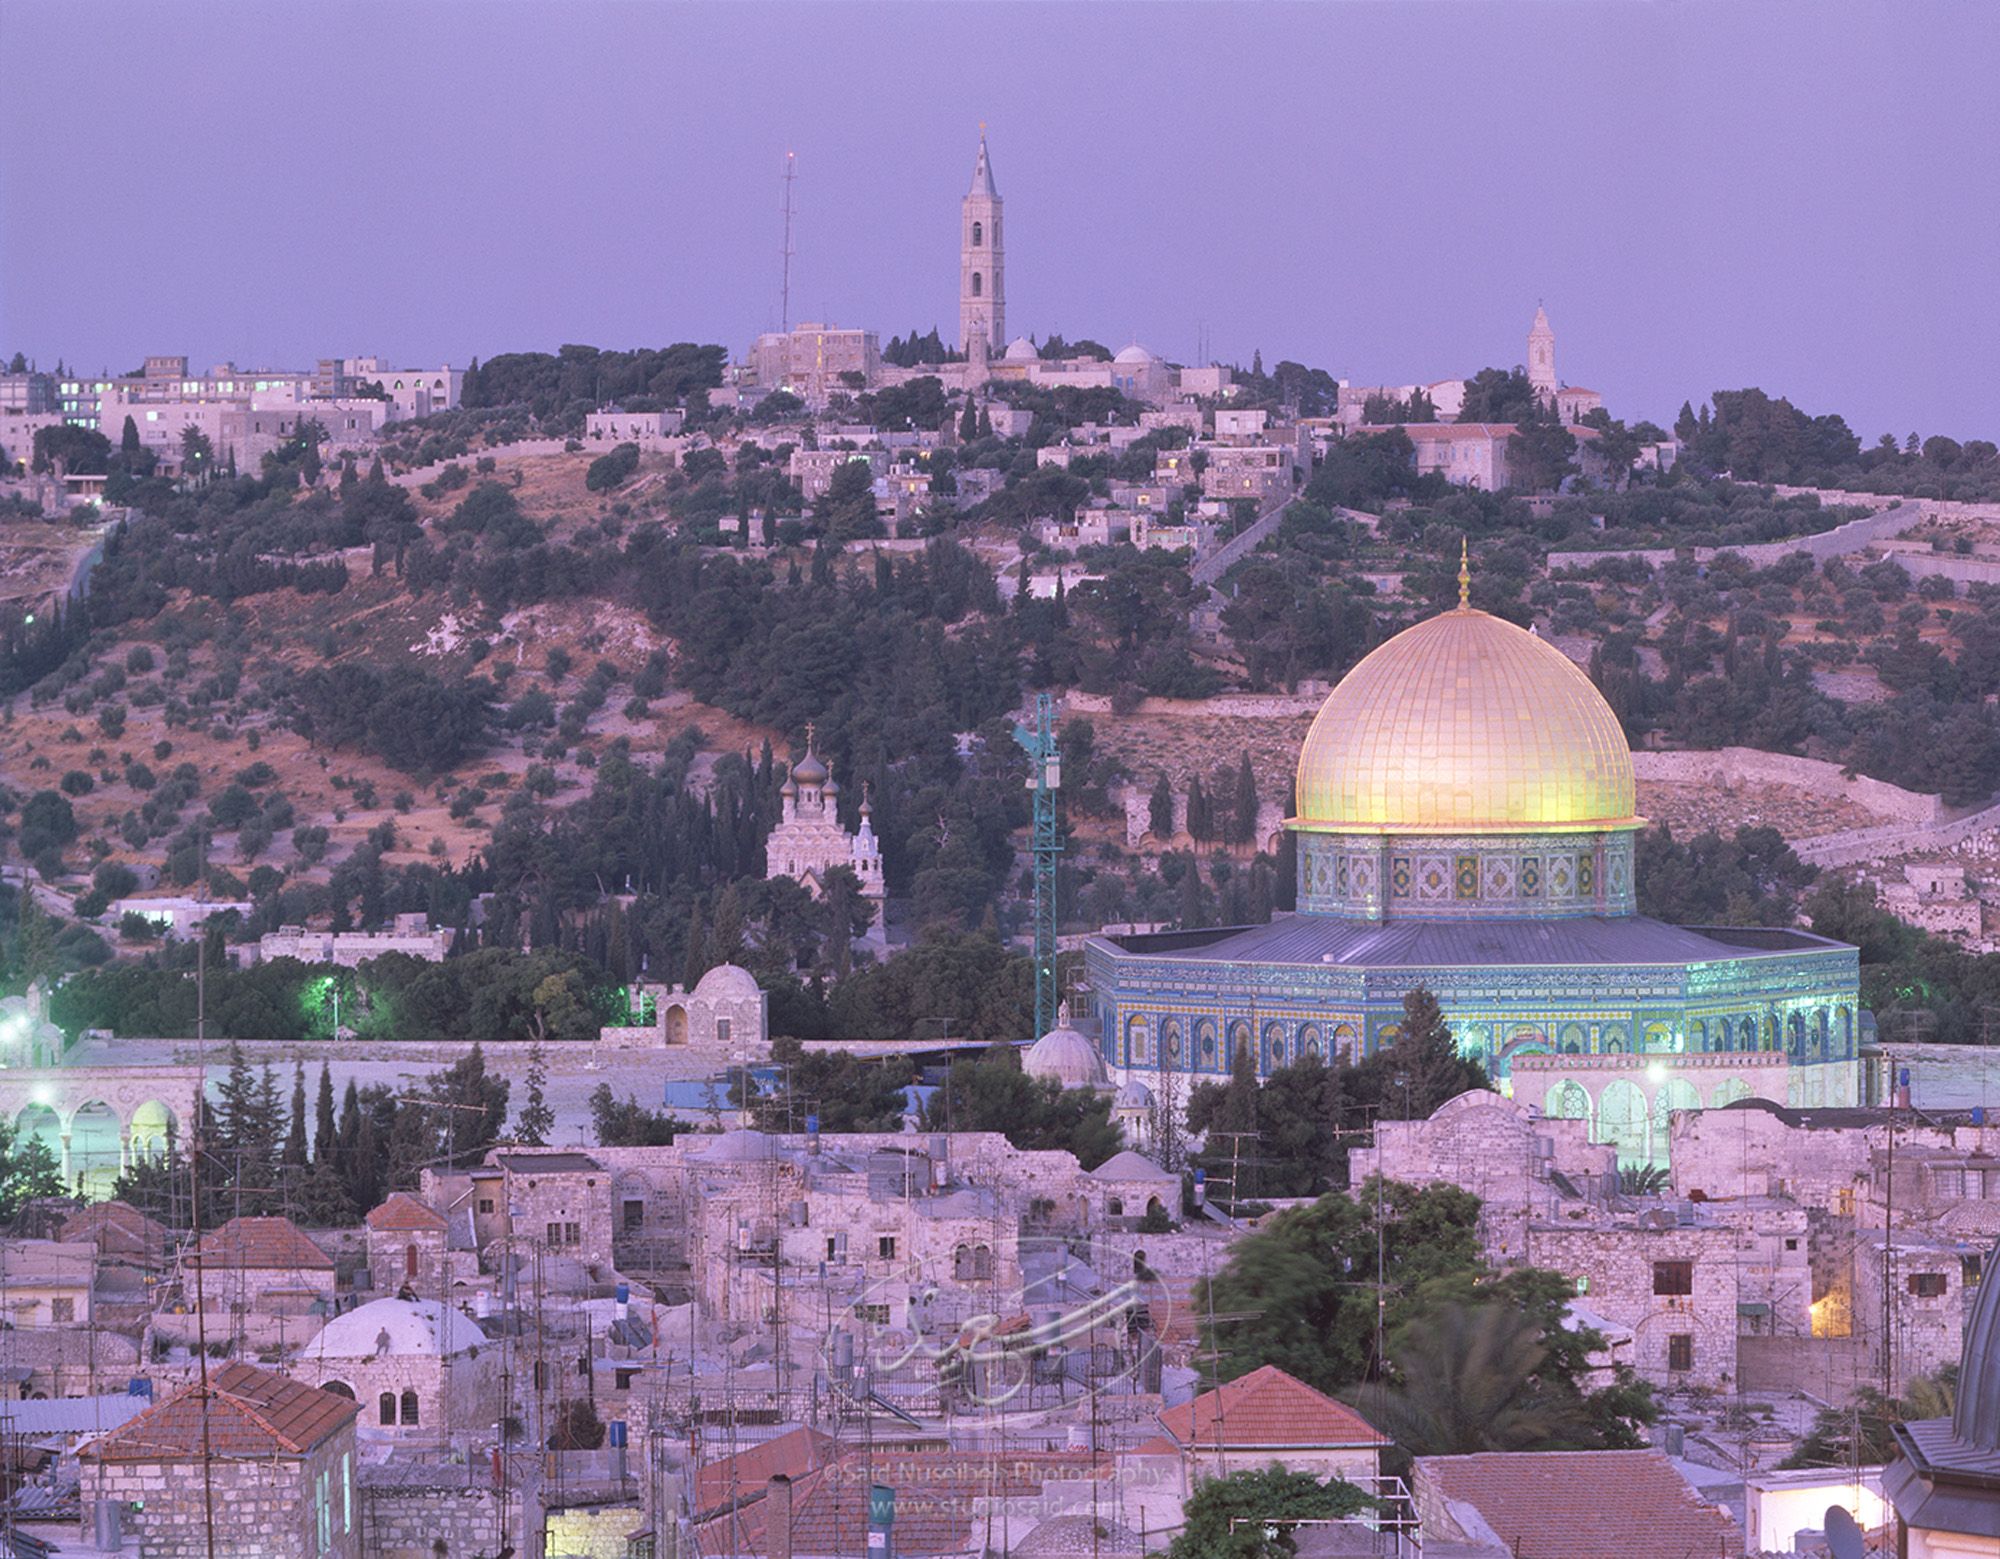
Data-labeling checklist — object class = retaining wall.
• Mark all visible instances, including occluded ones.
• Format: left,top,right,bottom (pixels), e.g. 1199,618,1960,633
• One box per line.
1548,499,1928,574
1631,748,1942,825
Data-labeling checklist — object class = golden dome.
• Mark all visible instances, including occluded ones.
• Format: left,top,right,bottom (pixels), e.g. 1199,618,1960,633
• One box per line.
1294,606,1639,835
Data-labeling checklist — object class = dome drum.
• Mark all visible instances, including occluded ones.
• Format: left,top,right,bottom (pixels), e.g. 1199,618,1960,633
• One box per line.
1298,828,1637,922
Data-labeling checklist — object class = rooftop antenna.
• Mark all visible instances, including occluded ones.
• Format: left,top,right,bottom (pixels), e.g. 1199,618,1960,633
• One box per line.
780,152,798,333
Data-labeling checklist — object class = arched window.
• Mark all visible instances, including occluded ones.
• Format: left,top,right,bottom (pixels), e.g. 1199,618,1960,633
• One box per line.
971,272,983,298
1107,1198,1124,1218
400,1390,419,1426
321,1380,355,1401
404,1243,418,1281
379,1392,396,1426
972,221,983,247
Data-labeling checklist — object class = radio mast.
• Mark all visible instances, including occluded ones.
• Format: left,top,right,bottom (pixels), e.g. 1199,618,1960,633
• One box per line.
780,152,797,333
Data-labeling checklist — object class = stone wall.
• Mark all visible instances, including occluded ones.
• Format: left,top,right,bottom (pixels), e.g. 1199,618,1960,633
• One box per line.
85,1429,358,1558
1547,498,1932,574
360,1467,504,1559
1063,688,1329,721
1523,1223,1745,1388
1630,748,1942,825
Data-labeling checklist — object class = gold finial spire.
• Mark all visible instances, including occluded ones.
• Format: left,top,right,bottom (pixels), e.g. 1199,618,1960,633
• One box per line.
1458,537,1471,609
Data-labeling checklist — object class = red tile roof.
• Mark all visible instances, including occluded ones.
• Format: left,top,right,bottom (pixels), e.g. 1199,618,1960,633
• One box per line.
79,1362,358,1464
1417,1450,1743,1559
189,1216,333,1271
365,1191,448,1233
693,1425,837,1519
694,1448,1099,1557
60,1200,168,1263
1157,1365,1387,1451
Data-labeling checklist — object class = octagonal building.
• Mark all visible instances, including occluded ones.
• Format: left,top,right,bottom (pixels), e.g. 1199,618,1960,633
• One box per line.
1082,588,1862,1166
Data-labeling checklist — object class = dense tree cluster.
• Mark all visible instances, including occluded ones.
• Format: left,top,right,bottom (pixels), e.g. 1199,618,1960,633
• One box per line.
460,343,726,429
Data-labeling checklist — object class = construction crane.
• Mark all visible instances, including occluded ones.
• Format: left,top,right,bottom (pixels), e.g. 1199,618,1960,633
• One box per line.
1012,693,1062,1041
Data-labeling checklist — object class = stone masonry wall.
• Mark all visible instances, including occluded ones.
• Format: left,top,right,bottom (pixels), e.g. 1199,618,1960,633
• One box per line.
361,1473,501,1559
1630,748,1941,825
85,1430,358,1559
1524,1224,1742,1388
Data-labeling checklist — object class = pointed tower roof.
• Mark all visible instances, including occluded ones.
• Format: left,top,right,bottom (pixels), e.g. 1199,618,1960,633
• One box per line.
1530,303,1554,338
968,130,998,198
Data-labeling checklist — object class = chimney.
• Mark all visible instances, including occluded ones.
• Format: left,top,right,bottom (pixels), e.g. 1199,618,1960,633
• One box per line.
768,1474,794,1559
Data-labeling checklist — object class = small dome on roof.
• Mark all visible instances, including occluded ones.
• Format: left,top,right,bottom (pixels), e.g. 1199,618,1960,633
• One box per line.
1089,1149,1177,1183
1114,1080,1155,1111
302,1298,485,1360
695,1128,781,1163
1003,336,1039,363
1024,1004,1107,1089
1113,343,1157,366
693,963,762,1003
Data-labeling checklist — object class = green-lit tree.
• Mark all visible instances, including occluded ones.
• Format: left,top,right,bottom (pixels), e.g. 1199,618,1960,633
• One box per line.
516,1043,554,1146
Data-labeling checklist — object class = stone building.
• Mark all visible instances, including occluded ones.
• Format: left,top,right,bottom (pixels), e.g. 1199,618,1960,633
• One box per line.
425,1150,617,1279
598,961,770,1056
1885,1236,2000,1556
1151,1363,1389,1488
1882,864,1984,941
0,1240,95,1327
254,910,450,966
1350,1089,1617,1261
295,1297,496,1448
178,1216,337,1345
364,1190,452,1297
60,1199,169,1274
78,1362,361,1559
1524,1207,1814,1390
747,323,883,401
584,404,684,444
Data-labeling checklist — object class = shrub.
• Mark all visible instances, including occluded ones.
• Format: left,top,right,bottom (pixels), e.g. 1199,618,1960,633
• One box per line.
292,825,330,864
125,645,156,674
584,442,641,492
60,770,94,797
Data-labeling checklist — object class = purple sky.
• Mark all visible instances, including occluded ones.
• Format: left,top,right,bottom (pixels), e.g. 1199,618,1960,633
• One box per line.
5,1,1997,438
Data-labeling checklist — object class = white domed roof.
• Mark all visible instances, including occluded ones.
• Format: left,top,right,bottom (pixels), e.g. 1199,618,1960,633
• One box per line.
694,963,762,1003
1003,336,1039,363
1088,1149,1177,1183
1024,1008,1107,1089
1114,1080,1155,1110
302,1298,485,1360
1113,343,1157,366
695,1128,782,1163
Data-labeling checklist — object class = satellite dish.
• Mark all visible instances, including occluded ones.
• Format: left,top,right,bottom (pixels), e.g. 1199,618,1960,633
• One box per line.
1824,1504,1865,1559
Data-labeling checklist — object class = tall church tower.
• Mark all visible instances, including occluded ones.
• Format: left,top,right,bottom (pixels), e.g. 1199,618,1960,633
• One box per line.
1528,304,1557,404
960,131,1005,356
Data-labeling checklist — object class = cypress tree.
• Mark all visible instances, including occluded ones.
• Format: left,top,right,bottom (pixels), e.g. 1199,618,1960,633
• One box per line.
313,1062,336,1164
284,1062,309,1167
1149,772,1175,841
1186,775,1211,842
1231,752,1259,846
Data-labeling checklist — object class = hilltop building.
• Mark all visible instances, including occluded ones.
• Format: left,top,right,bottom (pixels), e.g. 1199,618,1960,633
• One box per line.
1083,561,1862,1168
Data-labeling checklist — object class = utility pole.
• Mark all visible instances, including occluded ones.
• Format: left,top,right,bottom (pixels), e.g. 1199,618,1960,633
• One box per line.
1011,693,1062,1041
779,151,797,334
